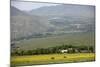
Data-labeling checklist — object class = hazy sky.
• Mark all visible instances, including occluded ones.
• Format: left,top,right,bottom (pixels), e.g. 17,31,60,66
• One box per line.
11,1,59,11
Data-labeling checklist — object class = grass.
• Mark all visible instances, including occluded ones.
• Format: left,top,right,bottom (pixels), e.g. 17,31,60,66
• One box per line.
11,32,95,66
11,53,95,66
16,32,95,50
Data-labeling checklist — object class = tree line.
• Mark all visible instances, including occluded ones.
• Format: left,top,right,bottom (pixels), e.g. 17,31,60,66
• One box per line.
11,44,95,56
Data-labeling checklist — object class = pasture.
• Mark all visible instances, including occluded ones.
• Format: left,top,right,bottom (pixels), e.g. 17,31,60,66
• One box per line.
11,53,95,66
15,32,95,50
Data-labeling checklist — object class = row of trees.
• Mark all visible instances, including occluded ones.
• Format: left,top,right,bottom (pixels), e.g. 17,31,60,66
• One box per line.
11,45,95,56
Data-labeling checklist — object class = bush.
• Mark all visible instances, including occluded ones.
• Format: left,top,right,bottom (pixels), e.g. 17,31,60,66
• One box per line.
64,56,67,58
51,57,55,60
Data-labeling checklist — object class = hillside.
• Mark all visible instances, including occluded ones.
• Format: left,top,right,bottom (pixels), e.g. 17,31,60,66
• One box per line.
11,6,51,40
30,4,95,17
13,32,95,50
11,5,95,40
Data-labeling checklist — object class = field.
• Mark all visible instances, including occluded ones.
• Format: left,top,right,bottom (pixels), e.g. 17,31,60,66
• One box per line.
15,32,95,50
11,53,95,66
11,2,95,67
11,32,95,66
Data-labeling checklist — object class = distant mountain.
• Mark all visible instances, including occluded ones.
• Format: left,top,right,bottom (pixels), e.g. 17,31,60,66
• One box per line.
30,4,95,17
11,4,95,41
11,6,51,40
29,4,95,33
11,6,26,16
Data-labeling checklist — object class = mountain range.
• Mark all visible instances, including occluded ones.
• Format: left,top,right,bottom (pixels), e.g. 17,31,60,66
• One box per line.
11,4,95,41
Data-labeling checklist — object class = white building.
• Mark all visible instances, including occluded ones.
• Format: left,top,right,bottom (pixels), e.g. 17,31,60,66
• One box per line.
60,49,68,53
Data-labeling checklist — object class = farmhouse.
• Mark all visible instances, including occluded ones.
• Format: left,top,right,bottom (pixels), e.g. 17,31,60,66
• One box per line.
60,48,73,53
60,48,79,53
60,49,68,53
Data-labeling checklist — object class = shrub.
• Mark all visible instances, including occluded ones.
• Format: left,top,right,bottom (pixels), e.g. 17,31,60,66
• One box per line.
51,57,55,60
64,56,66,58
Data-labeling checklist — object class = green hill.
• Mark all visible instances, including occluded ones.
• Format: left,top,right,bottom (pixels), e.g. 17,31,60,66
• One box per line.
13,32,95,50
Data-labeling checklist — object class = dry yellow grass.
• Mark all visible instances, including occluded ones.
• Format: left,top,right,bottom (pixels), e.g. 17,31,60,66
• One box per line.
11,53,95,66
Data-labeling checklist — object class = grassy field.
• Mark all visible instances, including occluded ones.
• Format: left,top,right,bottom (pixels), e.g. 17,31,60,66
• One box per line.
11,32,95,66
11,53,95,66
15,32,95,50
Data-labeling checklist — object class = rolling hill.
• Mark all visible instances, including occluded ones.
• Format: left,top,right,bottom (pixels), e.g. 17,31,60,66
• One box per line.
11,6,51,40
10,4,95,50
30,4,95,17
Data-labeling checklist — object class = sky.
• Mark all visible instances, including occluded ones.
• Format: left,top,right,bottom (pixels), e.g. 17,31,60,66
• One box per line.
11,1,59,11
